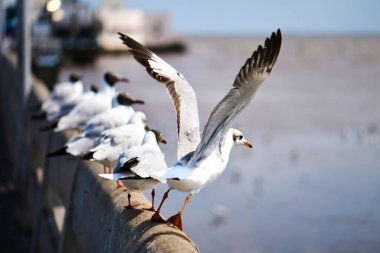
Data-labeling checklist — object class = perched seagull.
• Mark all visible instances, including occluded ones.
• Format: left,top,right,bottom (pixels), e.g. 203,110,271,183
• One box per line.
31,73,83,121
45,84,99,122
99,130,167,210
46,100,146,159
118,29,282,230
51,71,129,132
82,92,144,134
87,116,148,169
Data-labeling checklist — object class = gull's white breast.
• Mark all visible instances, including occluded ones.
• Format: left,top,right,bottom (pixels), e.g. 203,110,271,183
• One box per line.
167,149,229,194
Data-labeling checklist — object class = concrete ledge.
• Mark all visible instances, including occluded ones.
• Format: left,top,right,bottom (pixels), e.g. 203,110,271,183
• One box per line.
0,52,199,252
25,74,200,252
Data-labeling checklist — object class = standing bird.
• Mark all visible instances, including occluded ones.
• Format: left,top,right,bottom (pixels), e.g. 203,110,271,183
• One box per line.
87,116,148,169
31,73,83,121
118,29,282,230
46,100,146,159
99,130,167,210
52,71,129,132
45,84,99,122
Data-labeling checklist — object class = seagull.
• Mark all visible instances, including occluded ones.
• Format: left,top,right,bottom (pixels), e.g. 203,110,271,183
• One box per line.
31,73,83,121
51,71,129,132
87,116,148,169
81,92,143,134
45,84,99,122
118,29,282,230
46,96,145,159
99,130,167,210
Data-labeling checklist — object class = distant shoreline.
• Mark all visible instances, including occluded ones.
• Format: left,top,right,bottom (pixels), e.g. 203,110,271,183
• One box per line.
187,34,380,39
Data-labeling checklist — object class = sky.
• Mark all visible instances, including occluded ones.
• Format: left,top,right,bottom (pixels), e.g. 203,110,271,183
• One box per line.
84,0,380,36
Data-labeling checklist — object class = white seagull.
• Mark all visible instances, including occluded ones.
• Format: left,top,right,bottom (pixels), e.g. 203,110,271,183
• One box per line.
46,95,145,159
87,115,148,169
42,73,83,109
118,29,282,230
99,130,167,210
31,73,83,121
46,84,99,122
52,71,129,132
81,92,143,134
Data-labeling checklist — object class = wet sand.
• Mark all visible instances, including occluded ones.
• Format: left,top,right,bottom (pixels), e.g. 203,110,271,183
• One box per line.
61,36,380,253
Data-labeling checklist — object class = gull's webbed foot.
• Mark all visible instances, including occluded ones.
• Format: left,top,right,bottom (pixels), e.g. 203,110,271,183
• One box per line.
151,212,166,223
124,193,138,210
167,212,183,231
116,180,124,188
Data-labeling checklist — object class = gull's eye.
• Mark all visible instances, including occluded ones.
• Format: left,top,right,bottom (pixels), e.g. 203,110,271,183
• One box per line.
239,135,243,140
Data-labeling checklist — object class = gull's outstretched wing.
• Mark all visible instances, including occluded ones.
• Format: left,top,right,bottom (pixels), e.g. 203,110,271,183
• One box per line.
118,33,200,160
189,29,282,165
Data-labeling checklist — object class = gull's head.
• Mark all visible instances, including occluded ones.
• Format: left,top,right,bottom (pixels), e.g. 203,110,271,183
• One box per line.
90,84,99,93
104,71,129,86
150,129,167,145
230,128,252,148
129,111,147,125
116,92,145,106
69,73,81,83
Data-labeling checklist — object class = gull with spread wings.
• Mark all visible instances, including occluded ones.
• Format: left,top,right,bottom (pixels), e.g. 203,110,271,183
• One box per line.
118,29,282,230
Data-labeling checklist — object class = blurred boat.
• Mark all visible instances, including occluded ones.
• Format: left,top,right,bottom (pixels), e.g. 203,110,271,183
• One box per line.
98,8,186,53
29,0,186,84
32,1,101,65
51,3,102,63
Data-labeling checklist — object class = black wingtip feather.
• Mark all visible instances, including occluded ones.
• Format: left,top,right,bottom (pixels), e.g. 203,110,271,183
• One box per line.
46,146,68,157
257,28,282,74
31,111,47,121
116,157,139,173
39,121,58,131
80,151,94,160
118,32,174,84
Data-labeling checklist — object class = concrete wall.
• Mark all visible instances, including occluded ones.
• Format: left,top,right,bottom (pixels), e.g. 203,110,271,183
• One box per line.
0,52,200,253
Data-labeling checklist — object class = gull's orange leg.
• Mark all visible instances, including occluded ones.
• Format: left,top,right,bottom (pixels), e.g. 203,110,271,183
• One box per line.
167,193,192,231
151,188,171,222
116,180,124,188
143,189,156,212
124,193,138,210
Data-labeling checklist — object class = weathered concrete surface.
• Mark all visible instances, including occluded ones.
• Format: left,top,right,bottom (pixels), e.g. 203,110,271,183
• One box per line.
1,52,200,253
0,105,31,253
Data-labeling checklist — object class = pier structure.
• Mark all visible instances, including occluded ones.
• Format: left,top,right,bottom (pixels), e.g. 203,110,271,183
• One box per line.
0,1,199,252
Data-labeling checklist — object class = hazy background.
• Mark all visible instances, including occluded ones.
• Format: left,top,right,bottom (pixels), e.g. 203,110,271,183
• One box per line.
59,1,380,252
61,35,380,253
82,0,380,35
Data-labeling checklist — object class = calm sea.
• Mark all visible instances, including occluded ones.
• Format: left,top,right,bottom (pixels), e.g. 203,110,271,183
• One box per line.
61,36,380,253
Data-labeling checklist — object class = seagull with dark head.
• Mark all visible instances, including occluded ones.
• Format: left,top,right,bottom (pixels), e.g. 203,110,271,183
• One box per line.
46,93,146,159
31,73,83,121
118,29,282,230
52,71,129,132
83,111,149,169
99,130,168,210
